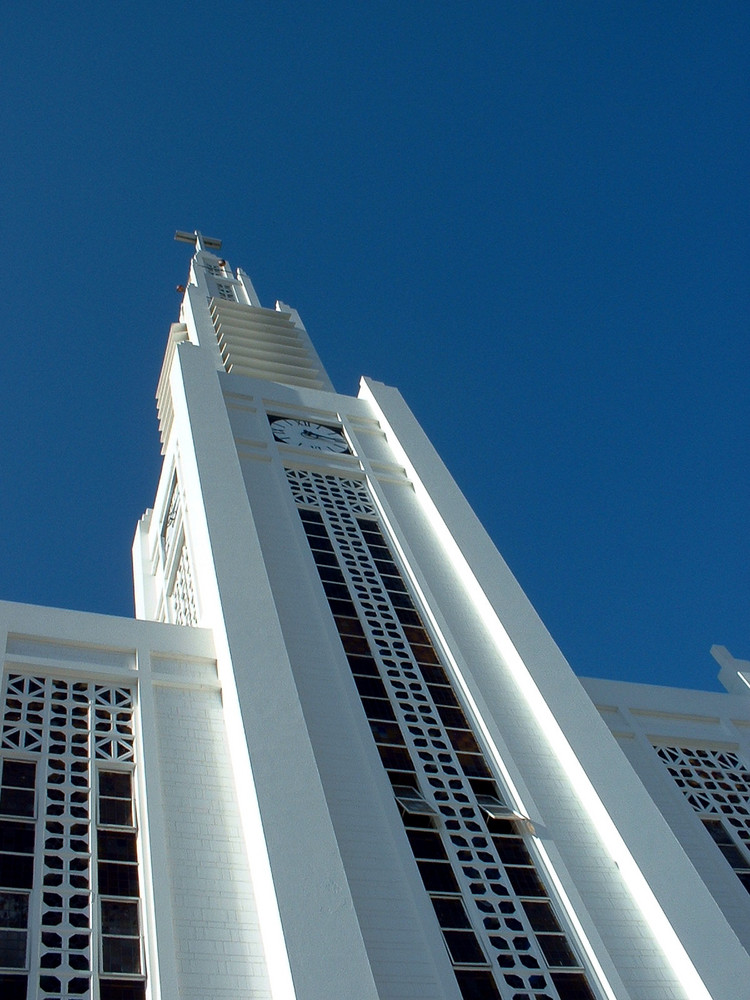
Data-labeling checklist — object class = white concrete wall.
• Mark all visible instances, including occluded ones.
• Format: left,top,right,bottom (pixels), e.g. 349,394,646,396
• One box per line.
144,344,386,1000
128,256,750,999
0,601,268,999
222,378,463,1000
581,675,750,954
150,665,272,998
355,377,750,1000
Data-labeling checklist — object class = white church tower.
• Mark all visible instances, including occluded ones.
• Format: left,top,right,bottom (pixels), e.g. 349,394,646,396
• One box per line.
1,232,750,1000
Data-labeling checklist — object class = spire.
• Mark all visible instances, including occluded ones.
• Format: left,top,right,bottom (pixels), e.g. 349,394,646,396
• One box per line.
172,231,336,393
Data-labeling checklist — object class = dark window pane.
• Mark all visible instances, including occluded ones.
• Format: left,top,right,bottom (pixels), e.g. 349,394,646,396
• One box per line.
521,900,561,932
322,581,350,601
551,972,597,1000
444,930,486,964
455,969,502,1000
505,866,547,897
538,934,578,967
100,979,146,1000
368,721,405,746
394,606,421,626
358,523,382,536
341,635,371,656
0,930,26,967
468,778,498,798
99,799,133,827
334,615,365,637
98,832,137,863
0,822,34,854
101,900,139,936
389,591,416,610
0,893,28,929
492,837,532,866
299,508,325,525
1,763,35,790
400,811,433,830
486,818,515,836
306,536,334,554
0,856,33,890
447,731,481,754
418,664,450,686
431,896,471,929
327,597,358,618
377,747,413,772
402,626,431,645
702,819,734,844
98,862,139,897
310,548,338,566
719,844,749,868
416,860,460,893
406,829,449,860
411,645,440,665
436,706,469,730
0,791,34,818
0,974,27,1000
360,698,396,722
315,565,346,585
428,686,460,708
372,562,397,579
99,773,131,799
102,936,141,974
368,546,392,561
346,654,380,677
354,676,388,700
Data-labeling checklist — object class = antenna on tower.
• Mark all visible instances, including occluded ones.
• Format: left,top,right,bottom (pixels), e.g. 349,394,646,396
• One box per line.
174,230,223,251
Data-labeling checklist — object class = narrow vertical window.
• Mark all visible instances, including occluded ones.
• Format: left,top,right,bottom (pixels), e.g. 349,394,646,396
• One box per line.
655,745,750,893
287,469,600,1000
97,771,145,1000
0,759,36,997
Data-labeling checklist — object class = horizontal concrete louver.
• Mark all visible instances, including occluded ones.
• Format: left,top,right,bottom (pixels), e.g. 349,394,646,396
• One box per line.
210,298,329,389
156,322,189,453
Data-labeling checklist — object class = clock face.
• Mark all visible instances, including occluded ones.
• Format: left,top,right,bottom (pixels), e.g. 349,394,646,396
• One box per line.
270,418,350,454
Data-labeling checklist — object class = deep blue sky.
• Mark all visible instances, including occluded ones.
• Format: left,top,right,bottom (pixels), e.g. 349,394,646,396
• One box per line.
0,4,746,691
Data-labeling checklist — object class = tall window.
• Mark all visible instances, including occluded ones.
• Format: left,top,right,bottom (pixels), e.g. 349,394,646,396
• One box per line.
0,673,146,1000
0,759,36,1000
287,468,599,1000
98,770,144,999
655,745,750,892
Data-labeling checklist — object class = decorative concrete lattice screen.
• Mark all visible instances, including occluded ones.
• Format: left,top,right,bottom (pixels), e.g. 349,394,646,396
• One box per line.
655,745,750,891
0,673,145,1000
171,545,198,627
286,466,598,1000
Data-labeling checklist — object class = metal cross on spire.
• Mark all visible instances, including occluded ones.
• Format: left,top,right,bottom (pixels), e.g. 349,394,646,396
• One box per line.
174,230,223,252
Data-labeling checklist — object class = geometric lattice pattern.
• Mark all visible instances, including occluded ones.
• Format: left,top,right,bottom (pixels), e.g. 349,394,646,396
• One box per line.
2,674,45,752
655,744,750,887
39,679,91,1000
159,476,198,628
655,746,750,840
0,673,143,1000
94,688,135,763
170,545,198,627
286,467,376,516
287,468,597,1000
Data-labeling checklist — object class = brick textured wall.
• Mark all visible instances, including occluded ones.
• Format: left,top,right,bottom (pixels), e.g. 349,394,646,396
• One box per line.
153,683,273,998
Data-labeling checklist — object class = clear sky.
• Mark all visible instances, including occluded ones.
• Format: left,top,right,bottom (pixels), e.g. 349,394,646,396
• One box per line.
0,4,746,691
